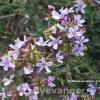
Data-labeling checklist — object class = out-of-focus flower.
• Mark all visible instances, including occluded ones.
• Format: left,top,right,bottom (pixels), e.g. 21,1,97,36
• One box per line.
56,50,64,63
29,87,39,100
3,74,14,86
23,65,33,75
48,5,55,11
94,0,100,5
0,88,12,100
74,15,85,26
0,56,15,71
47,36,62,50
87,83,96,96
35,37,48,47
36,58,52,73
47,76,55,87
72,44,84,56
74,0,86,13
66,93,77,100
17,83,32,96
51,26,57,34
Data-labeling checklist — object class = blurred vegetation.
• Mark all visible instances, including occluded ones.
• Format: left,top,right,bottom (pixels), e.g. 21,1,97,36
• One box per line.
0,0,100,99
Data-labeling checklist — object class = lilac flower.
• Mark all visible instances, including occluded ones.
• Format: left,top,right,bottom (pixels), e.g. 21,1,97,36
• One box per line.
47,76,55,87
87,83,96,96
56,50,64,63
14,35,28,48
14,38,24,49
51,10,61,20
74,15,85,26
3,74,14,86
75,36,89,46
59,7,74,15
23,65,33,75
66,93,77,100
48,5,55,11
35,37,48,47
0,56,15,71
8,35,28,60
72,44,84,56
47,36,62,50
9,44,20,60
51,7,74,21
68,25,83,39
17,83,32,96
74,0,86,13
36,58,52,73
29,87,39,100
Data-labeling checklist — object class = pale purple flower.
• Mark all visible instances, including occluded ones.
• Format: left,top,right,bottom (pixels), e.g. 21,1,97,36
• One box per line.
47,76,55,87
74,15,85,26
75,36,89,46
17,83,32,96
72,44,84,56
3,74,14,86
8,35,28,60
68,25,82,39
23,65,33,75
9,44,20,60
8,50,19,60
74,0,86,13
87,83,96,96
36,58,52,73
14,35,28,48
35,37,48,47
29,87,39,100
59,7,74,15
51,26,57,34
51,10,61,20
56,50,64,63
66,93,77,100
0,56,15,71
14,38,24,49
51,7,74,21
47,36,62,50
48,5,55,11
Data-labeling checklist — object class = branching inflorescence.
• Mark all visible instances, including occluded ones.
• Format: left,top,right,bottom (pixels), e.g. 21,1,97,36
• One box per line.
0,0,90,99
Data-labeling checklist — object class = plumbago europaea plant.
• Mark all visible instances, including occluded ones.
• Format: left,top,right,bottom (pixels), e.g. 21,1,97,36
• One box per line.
0,0,92,100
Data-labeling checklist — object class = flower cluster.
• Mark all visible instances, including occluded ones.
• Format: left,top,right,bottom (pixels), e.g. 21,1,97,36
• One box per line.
0,0,89,99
